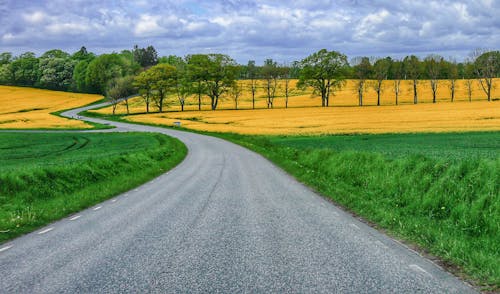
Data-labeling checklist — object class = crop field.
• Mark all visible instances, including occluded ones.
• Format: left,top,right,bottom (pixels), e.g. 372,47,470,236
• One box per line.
92,78,500,135
0,132,187,242
219,131,500,287
0,86,103,129
108,101,499,135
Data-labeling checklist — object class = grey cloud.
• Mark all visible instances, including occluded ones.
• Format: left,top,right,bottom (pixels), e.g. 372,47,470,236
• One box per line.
0,0,498,63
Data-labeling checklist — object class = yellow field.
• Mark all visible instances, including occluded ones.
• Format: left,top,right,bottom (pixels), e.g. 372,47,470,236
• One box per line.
121,101,500,135
91,78,500,135
0,86,103,129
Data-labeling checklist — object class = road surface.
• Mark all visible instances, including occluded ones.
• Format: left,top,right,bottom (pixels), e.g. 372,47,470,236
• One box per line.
0,103,476,293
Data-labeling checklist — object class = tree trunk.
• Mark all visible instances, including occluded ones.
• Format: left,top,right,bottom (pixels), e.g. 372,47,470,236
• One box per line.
252,88,255,109
413,80,418,104
146,99,149,113
181,102,184,112
431,80,437,103
450,80,455,102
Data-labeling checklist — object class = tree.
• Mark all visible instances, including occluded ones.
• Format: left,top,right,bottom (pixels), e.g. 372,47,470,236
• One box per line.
0,52,13,65
106,76,136,115
425,55,443,103
85,53,127,94
372,57,391,106
403,55,421,104
133,45,159,68
298,49,348,107
174,60,191,111
352,57,372,106
72,46,94,61
41,49,69,59
262,59,279,109
73,58,94,92
392,60,403,105
281,63,292,108
147,63,177,113
464,59,475,102
39,56,77,91
472,50,500,101
230,81,243,110
186,54,209,110
247,60,259,109
202,54,238,110
134,70,154,113
10,52,40,87
446,59,459,102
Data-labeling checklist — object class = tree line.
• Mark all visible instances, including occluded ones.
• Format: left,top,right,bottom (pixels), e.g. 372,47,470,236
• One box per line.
0,46,498,113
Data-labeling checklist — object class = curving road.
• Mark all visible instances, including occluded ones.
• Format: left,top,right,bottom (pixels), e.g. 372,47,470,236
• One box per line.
0,103,476,293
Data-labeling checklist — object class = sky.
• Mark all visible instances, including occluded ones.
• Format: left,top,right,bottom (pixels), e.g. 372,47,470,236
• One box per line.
0,0,499,63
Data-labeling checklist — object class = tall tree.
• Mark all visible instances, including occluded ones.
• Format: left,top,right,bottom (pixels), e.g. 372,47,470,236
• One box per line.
39,57,77,91
298,49,348,107
203,54,238,110
464,59,475,102
352,57,372,106
247,60,259,109
133,45,159,68
404,55,421,104
372,57,391,106
106,75,136,115
230,81,243,110
10,52,40,87
85,53,127,94
134,70,155,113
148,63,177,112
392,60,403,105
446,59,459,102
186,54,209,110
174,60,190,111
262,59,279,109
425,54,443,103
472,50,500,101
281,63,292,108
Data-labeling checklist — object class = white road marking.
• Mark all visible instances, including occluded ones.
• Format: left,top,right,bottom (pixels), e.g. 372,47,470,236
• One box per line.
0,245,12,252
111,199,117,203
37,227,54,235
350,223,360,229
409,264,432,277
93,206,102,211
69,215,81,221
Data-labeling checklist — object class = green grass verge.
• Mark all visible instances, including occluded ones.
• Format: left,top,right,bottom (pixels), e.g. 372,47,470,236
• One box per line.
0,132,187,243
216,132,499,290
83,110,500,289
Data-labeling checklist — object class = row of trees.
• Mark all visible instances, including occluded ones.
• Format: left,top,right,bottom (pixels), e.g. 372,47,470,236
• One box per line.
350,51,500,105
0,46,498,112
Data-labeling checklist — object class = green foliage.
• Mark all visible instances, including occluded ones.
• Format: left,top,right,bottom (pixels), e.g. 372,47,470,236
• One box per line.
0,132,187,243
133,45,159,67
84,53,131,94
218,131,500,288
298,49,348,107
10,52,40,87
39,57,77,90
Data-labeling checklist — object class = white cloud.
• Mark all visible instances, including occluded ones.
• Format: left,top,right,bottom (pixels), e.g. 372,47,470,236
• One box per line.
0,0,498,62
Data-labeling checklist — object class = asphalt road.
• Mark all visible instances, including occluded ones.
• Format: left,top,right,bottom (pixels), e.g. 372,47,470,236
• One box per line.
0,103,477,293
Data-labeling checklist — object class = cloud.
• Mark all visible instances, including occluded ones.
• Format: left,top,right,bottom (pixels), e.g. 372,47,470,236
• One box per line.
0,0,498,63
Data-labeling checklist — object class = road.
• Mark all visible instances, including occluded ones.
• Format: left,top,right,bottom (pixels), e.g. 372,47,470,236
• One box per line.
0,103,476,293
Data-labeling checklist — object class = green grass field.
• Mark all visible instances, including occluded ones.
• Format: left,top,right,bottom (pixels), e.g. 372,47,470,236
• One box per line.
0,132,187,243
217,131,500,289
